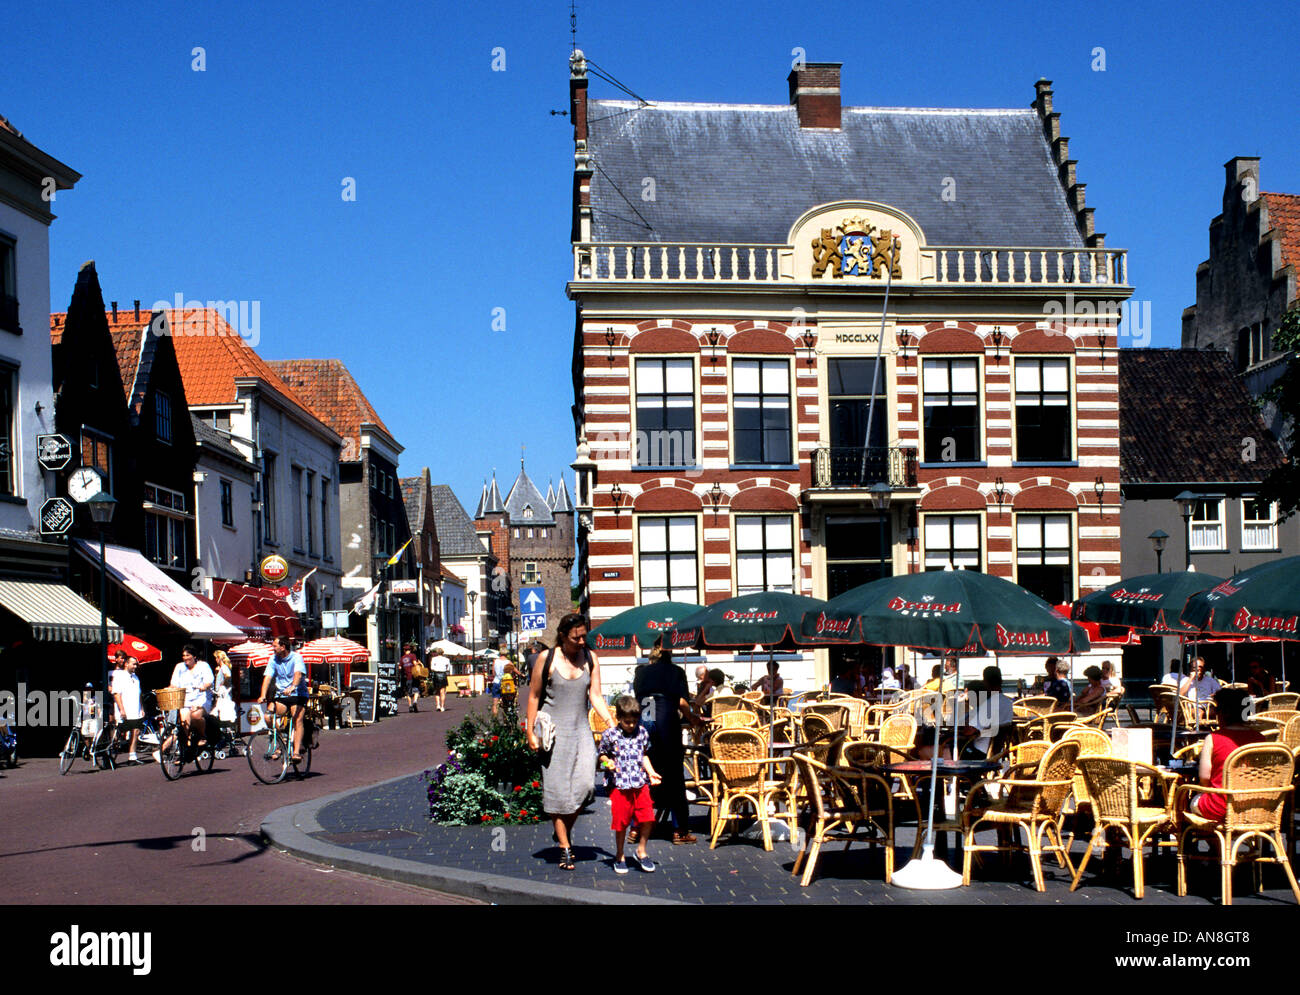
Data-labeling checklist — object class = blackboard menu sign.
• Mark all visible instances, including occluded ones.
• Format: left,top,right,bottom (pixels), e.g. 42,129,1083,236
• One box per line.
377,659,399,717
349,673,378,725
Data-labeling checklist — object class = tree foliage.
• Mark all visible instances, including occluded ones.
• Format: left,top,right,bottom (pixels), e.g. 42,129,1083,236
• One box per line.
1258,306,1300,520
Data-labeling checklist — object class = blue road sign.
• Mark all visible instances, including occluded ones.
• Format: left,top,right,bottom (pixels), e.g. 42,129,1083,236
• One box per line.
520,585,547,632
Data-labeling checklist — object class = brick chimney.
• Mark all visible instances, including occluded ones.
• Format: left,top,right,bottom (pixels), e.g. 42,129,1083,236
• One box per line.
788,62,842,129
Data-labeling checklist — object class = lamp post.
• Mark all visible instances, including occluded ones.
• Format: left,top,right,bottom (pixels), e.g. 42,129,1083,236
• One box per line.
467,587,478,689
1175,491,1198,571
869,482,892,580
1148,529,1169,574
87,492,117,700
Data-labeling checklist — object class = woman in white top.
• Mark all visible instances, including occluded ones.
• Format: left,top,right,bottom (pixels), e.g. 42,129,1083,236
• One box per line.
169,644,214,752
212,650,237,726
429,650,451,711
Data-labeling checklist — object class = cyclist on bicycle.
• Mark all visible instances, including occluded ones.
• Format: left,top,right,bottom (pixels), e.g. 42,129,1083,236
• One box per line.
169,644,214,756
257,635,308,763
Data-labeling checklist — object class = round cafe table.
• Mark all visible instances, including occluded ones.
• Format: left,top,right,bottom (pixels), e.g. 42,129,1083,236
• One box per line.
884,759,1002,861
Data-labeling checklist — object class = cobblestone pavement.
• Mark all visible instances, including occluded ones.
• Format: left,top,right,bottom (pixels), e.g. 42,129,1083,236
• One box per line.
296,769,1300,906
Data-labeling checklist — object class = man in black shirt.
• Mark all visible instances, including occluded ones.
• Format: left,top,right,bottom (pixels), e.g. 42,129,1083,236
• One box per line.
633,644,696,844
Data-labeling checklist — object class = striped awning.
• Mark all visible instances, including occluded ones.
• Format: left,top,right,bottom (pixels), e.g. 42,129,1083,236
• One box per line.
0,580,123,644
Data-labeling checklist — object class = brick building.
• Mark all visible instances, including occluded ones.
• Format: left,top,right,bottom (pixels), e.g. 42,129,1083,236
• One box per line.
502,464,574,647
567,55,1129,688
1181,157,1298,443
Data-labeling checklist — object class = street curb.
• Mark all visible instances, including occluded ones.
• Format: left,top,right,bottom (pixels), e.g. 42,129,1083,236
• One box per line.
261,772,681,906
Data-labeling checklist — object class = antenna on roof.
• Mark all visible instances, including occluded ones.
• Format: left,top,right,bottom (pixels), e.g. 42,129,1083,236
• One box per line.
570,0,577,53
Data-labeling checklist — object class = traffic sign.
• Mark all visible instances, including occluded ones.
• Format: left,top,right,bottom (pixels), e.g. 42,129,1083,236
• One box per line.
39,497,74,535
36,435,72,471
520,586,547,633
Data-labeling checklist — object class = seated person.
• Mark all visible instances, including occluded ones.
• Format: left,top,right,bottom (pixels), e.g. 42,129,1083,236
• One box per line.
1161,658,1185,687
958,666,1016,759
1099,659,1123,696
1188,688,1266,820
1041,657,1072,708
829,662,862,697
753,662,784,700
1246,658,1278,699
923,663,944,692
1180,656,1221,708
896,663,916,691
1073,666,1106,718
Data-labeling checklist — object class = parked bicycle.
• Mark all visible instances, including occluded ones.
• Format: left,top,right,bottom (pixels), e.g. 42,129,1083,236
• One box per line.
0,716,16,769
58,694,114,774
246,698,318,784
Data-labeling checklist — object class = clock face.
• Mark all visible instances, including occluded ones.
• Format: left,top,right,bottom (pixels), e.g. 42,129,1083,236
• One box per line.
68,467,103,503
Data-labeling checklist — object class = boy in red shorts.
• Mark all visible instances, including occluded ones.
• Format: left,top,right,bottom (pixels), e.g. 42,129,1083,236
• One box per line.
599,695,662,874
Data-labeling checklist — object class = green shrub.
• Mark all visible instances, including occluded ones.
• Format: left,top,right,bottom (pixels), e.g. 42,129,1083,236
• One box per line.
422,703,546,825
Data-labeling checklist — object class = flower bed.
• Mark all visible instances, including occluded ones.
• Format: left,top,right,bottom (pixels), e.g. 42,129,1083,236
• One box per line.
422,705,545,825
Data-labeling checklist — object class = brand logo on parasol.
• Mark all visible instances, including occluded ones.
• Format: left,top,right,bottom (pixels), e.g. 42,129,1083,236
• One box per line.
813,612,853,635
1110,588,1161,604
995,623,1051,648
1231,607,1298,634
645,619,676,630
670,629,697,646
888,596,961,617
1151,615,1171,633
590,634,625,650
722,609,778,623
1208,580,1241,599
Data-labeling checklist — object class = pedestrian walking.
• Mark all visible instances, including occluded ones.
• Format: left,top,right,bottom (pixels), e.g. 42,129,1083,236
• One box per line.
401,644,422,712
429,649,450,711
599,695,661,874
633,642,696,844
525,612,614,871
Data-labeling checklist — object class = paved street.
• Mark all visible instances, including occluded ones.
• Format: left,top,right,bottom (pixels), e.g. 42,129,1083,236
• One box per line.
0,698,481,905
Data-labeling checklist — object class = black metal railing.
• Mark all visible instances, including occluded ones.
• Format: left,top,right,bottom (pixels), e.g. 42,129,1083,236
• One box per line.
811,446,917,488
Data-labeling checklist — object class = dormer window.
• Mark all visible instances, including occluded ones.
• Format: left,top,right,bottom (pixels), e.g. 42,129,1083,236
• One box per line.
523,505,534,519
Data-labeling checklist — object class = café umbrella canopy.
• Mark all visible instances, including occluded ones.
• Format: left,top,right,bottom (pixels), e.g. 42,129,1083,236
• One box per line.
798,567,1090,890
586,601,704,652
799,568,1092,656
1073,571,1225,636
1180,556,1300,686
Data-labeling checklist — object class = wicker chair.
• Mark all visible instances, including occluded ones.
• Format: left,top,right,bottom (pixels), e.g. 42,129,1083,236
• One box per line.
1174,744,1300,906
1279,715,1300,755
792,751,895,886
875,714,918,754
714,709,760,731
711,694,744,716
1252,708,1300,728
864,702,900,730
1015,695,1060,718
683,746,719,836
1103,688,1125,725
741,690,763,704
708,728,797,851
1150,685,1177,723
754,704,796,743
828,697,870,739
799,715,844,766
961,739,1081,891
1024,711,1078,741
1069,756,1175,899
1257,693,1300,713
843,739,917,806
1059,727,1113,848
801,702,850,731
785,691,817,710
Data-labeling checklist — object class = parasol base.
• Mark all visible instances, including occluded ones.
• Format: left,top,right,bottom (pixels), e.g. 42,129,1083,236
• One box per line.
740,821,793,843
891,845,964,890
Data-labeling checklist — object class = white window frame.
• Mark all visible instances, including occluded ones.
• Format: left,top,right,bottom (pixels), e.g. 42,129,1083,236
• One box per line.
631,355,699,468
635,514,700,605
1011,357,1073,463
1013,512,1076,604
1190,498,1226,552
920,356,983,464
1241,498,1278,552
733,514,797,596
730,357,793,466
922,513,983,571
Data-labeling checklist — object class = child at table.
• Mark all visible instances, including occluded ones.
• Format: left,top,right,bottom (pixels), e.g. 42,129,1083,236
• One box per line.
598,695,662,874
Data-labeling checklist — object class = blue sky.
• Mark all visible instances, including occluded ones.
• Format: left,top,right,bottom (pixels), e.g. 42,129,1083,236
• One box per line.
4,0,1297,516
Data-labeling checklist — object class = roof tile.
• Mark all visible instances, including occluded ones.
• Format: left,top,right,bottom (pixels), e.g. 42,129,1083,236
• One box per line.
1263,192,1300,273
266,359,393,462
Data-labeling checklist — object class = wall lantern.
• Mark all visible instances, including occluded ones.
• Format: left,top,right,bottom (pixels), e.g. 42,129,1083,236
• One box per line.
993,476,1007,515
604,326,617,363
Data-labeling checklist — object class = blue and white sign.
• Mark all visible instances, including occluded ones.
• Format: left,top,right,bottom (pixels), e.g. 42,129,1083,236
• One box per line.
520,586,546,633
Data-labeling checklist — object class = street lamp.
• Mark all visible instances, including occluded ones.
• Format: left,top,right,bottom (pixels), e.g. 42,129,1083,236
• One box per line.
466,589,478,653
1175,491,1199,571
1147,529,1169,575
87,492,117,700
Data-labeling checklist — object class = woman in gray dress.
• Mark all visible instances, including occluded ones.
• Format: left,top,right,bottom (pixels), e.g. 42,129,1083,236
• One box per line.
526,612,613,870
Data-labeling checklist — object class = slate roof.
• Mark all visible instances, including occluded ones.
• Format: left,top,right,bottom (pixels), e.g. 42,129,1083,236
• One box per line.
266,359,394,463
1119,349,1287,484
552,477,574,514
479,475,505,516
400,476,425,533
587,100,1084,247
504,466,554,524
1263,192,1300,273
431,485,489,558
191,413,251,465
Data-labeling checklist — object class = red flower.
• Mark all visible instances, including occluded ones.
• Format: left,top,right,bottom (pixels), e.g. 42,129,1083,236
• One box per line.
519,810,527,817
481,752,489,758
481,814,490,822
531,780,540,788
514,785,522,792
504,812,512,820
491,735,499,742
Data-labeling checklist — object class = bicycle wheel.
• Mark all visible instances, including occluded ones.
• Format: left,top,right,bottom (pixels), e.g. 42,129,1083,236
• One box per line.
195,745,215,772
159,726,184,781
246,727,288,784
58,729,80,775
290,741,312,778
92,726,115,770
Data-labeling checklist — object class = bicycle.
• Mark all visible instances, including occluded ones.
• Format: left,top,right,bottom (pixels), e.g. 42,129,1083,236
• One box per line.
104,690,165,767
158,706,217,781
246,697,317,784
58,697,115,774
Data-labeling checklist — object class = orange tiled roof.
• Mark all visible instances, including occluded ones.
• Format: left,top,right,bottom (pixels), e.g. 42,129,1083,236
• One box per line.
49,308,326,421
265,359,392,462
0,113,20,137
1264,192,1300,274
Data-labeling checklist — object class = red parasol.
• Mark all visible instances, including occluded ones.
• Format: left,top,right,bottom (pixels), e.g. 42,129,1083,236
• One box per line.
107,634,163,663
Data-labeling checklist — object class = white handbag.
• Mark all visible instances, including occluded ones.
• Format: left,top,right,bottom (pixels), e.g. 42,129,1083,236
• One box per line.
534,710,556,751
